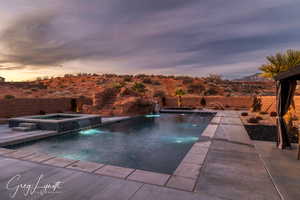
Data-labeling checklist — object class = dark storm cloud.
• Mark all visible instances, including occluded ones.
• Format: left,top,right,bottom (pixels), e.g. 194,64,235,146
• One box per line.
0,0,300,77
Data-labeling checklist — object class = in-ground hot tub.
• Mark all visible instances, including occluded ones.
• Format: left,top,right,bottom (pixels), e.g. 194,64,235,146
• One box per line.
9,113,102,133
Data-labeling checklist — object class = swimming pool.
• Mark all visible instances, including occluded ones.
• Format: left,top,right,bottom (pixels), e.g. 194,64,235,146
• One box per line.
8,113,214,174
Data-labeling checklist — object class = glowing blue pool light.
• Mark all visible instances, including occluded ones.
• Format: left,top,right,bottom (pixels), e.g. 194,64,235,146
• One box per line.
162,136,199,144
174,137,198,143
145,114,161,118
79,129,105,136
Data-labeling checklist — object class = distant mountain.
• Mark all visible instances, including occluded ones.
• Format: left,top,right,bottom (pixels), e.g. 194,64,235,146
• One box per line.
234,73,270,82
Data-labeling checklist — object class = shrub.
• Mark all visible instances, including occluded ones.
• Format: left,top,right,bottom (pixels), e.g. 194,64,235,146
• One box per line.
251,96,262,112
205,87,218,95
200,97,206,107
4,95,15,100
64,74,74,78
131,82,146,93
152,80,161,85
259,111,268,115
112,82,124,90
142,78,152,84
187,84,205,94
247,117,259,123
135,74,147,79
123,76,132,82
270,112,277,117
153,90,166,98
241,112,248,116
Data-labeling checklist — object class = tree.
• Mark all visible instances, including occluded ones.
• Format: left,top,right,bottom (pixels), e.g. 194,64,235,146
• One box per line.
175,88,186,108
259,49,300,149
131,82,146,93
259,49,300,78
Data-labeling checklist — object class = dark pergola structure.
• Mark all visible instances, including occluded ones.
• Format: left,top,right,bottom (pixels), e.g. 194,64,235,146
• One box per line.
274,66,300,151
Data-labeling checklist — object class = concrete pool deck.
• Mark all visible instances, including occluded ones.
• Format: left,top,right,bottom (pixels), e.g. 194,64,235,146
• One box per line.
0,111,297,199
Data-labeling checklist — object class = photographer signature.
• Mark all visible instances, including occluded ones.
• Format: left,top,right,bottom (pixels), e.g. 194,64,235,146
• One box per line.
6,174,63,199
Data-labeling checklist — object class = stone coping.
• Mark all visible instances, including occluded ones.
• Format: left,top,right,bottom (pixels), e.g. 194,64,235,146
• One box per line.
9,113,101,124
0,112,222,192
160,109,217,115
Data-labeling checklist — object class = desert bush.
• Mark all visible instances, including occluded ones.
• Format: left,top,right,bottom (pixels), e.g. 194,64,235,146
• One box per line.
142,78,152,84
123,76,132,82
224,88,233,93
119,87,139,97
259,111,268,115
102,74,112,78
77,72,90,76
247,117,259,123
131,82,146,93
270,112,277,117
64,74,74,78
251,96,262,112
4,95,15,100
135,74,147,79
241,112,248,116
153,90,166,98
200,97,206,107
205,87,218,95
187,84,205,94
152,80,161,85
112,82,125,90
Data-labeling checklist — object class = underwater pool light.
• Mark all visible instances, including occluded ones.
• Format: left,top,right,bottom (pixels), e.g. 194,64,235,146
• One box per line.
162,136,199,144
145,114,161,118
79,129,105,135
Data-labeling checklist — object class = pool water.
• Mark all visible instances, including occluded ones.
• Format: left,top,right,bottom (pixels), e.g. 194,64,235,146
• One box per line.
9,113,214,174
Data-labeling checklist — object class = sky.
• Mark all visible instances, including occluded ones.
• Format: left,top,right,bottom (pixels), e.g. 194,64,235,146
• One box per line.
0,0,299,81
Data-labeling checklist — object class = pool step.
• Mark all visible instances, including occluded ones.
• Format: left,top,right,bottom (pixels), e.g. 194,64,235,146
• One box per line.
12,123,37,132
12,126,35,132
19,123,37,129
